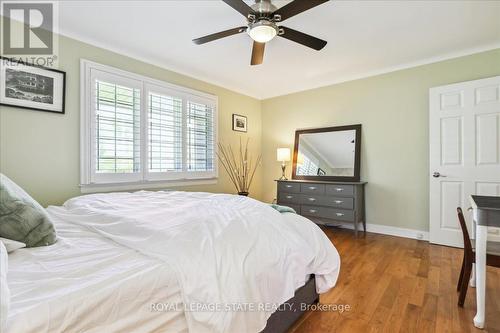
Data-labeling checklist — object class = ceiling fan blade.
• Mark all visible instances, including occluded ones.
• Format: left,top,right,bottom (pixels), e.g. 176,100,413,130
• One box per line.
279,26,327,50
222,0,255,18
193,26,247,45
251,41,265,66
272,0,329,22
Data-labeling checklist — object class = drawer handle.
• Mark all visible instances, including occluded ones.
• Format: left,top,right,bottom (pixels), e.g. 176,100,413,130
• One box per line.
286,185,292,188
336,213,345,217
335,188,344,192
308,197,316,202
334,200,344,204
309,209,317,213
286,195,293,199
308,186,317,190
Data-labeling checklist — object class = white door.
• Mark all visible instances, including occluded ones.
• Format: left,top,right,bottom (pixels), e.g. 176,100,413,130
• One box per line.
430,76,500,247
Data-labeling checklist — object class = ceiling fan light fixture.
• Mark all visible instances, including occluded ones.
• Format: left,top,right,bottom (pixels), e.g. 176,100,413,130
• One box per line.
247,20,278,43
193,0,331,65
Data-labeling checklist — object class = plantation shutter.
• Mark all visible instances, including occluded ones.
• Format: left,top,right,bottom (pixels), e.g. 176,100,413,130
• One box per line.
148,92,183,173
83,61,217,187
89,68,143,184
145,86,216,181
186,100,215,173
297,156,319,175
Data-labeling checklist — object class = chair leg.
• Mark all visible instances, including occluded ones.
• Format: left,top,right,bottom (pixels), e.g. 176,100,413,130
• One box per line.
469,263,476,288
457,256,465,292
458,259,472,307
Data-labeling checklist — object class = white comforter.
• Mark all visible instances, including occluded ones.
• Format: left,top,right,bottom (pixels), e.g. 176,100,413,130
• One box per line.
6,211,187,333
48,191,340,333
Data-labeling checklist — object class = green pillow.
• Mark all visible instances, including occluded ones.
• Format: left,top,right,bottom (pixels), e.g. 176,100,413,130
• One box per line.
0,174,56,247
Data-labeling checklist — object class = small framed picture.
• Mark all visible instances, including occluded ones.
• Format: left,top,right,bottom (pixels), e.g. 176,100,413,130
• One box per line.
232,114,247,132
317,168,326,176
0,57,66,114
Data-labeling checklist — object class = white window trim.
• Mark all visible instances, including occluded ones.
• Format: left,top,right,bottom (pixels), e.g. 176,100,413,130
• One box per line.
80,59,218,192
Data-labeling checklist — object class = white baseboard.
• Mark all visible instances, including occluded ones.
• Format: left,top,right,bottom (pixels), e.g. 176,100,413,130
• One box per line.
327,222,429,241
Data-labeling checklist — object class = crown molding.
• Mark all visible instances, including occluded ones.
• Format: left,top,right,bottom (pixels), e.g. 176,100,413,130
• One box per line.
261,42,500,99
57,29,261,100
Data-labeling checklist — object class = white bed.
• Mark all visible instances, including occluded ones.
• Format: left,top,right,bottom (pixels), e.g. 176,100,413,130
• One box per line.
6,213,188,333
5,191,340,333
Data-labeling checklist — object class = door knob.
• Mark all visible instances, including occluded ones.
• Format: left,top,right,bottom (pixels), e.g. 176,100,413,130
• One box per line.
432,172,446,178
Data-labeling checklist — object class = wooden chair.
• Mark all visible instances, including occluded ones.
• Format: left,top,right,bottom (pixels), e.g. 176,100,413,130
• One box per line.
456,207,500,306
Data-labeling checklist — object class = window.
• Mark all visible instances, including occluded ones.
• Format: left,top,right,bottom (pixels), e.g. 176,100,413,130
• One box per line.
81,60,217,190
297,156,319,176
147,89,183,176
296,150,319,176
186,100,215,172
95,80,141,175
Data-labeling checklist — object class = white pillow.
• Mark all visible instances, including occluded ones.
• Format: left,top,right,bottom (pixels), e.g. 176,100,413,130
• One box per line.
0,238,26,253
0,241,10,332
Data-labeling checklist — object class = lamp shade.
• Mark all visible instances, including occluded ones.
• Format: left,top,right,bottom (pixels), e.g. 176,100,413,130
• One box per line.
276,148,291,162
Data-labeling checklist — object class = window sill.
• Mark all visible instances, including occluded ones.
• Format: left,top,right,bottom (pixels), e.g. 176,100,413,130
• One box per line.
80,178,218,194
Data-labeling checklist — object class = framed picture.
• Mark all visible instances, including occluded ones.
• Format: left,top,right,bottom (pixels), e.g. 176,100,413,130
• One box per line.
232,114,247,132
0,57,66,114
317,168,326,176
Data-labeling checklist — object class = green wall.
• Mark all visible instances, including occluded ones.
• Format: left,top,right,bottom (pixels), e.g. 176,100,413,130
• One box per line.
0,34,263,206
261,48,500,231
1,25,499,233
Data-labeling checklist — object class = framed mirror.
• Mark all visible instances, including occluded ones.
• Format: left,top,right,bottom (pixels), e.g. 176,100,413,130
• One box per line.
292,124,362,182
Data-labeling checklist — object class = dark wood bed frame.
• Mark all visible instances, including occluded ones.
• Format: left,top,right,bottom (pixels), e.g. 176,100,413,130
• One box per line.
261,275,319,333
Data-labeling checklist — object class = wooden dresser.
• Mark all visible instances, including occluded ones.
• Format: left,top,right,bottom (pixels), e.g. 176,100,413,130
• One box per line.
276,179,367,236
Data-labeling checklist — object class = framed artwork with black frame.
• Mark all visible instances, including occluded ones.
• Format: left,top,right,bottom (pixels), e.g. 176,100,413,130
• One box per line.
232,114,247,132
0,56,66,114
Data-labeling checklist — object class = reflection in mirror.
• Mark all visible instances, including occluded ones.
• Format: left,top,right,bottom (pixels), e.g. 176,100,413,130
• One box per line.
296,130,356,177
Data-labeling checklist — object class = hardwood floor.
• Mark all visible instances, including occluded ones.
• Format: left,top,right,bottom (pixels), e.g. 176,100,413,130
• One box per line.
290,227,500,333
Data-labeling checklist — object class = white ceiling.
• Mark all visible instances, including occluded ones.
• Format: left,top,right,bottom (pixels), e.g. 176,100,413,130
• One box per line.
58,1,500,99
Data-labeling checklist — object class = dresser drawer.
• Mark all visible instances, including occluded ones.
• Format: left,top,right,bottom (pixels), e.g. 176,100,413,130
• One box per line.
300,194,324,206
322,196,354,210
300,183,325,194
279,192,301,204
302,205,355,222
299,194,354,210
278,182,301,193
325,184,354,197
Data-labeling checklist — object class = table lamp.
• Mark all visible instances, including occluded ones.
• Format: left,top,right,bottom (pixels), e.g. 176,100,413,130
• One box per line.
277,148,291,180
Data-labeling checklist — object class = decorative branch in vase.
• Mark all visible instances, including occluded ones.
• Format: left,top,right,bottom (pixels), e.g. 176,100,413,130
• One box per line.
217,139,261,196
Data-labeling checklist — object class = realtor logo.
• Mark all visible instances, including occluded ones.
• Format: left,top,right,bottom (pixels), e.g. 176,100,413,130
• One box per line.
1,1,58,66
2,2,53,54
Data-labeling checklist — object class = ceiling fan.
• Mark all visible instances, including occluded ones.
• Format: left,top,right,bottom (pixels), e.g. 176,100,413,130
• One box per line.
192,0,330,66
